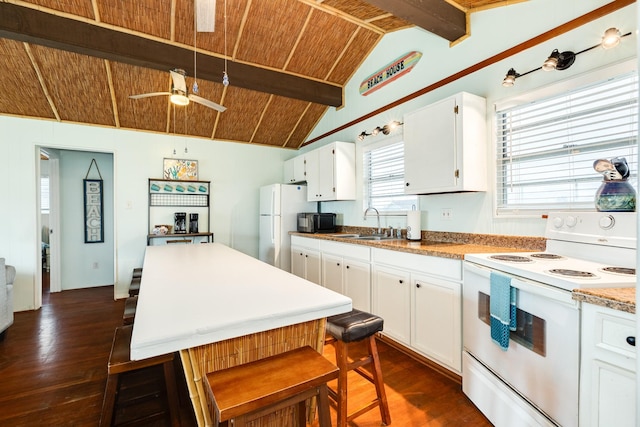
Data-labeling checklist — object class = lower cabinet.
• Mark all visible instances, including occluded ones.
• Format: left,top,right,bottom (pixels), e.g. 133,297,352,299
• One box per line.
372,248,462,373
290,236,321,285
580,303,636,427
320,241,371,312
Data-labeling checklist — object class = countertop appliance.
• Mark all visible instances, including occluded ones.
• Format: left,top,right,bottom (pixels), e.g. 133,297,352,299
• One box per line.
297,212,336,233
463,211,636,427
259,184,315,272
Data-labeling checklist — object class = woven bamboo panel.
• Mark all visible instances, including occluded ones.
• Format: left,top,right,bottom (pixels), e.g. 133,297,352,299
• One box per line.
235,0,310,69
213,87,271,143
24,0,95,20
453,0,522,10
30,45,116,125
251,96,313,147
285,9,358,81
322,0,388,21
285,103,327,149
97,0,172,39
0,39,56,118
326,28,381,84
112,63,170,132
181,319,326,426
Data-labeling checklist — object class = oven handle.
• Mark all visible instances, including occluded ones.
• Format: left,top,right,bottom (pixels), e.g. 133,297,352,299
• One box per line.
464,261,577,306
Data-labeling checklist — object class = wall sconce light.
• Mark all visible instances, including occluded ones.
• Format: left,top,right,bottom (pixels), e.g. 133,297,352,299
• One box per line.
501,27,630,87
358,121,403,140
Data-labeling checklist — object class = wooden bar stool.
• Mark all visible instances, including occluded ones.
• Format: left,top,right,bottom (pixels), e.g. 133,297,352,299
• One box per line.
205,346,338,427
100,325,180,427
325,309,391,427
122,295,137,325
132,267,143,279
128,277,141,297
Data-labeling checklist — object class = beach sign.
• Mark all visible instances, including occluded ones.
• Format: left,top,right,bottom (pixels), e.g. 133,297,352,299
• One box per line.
359,51,422,96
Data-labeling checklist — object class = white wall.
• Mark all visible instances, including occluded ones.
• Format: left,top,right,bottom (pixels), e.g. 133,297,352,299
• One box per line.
0,119,290,309
309,0,637,236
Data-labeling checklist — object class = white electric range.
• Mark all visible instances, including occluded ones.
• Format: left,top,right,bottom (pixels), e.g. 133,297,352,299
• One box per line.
462,211,637,427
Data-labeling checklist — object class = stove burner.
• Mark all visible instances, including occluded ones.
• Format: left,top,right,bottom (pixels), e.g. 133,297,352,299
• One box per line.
601,266,636,276
530,253,564,260
546,269,597,279
489,255,533,263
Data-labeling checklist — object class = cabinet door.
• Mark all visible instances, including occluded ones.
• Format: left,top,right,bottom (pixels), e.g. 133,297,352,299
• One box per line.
587,359,636,427
322,253,343,294
372,265,410,345
293,155,306,183
291,247,305,277
305,249,322,285
317,144,335,201
305,150,320,201
412,274,461,372
284,158,296,183
344,259,370,312
404,97,457,194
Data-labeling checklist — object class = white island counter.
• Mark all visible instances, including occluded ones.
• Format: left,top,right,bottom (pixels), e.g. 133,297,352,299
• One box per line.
131,243,351,425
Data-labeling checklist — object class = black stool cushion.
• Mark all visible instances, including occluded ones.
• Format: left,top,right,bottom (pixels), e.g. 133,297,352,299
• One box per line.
326,309,384,343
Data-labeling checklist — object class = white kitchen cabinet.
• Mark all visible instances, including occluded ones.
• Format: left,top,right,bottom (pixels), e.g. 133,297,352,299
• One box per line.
372,248,462,373
320,240,371,311
283,155,306,184
404,92,486,194
412,273,461,372
306,142,355,201
372,264,411,345
580,303,636,427
290,236,321,285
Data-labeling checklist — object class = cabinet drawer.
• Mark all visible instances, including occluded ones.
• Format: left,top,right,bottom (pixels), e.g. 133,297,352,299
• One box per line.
319,240,370,262
291,235,320,250
596,310,636,360
372,248,461,281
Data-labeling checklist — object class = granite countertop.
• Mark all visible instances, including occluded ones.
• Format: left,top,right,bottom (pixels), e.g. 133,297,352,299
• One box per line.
291,227,546,260
572,288,636,314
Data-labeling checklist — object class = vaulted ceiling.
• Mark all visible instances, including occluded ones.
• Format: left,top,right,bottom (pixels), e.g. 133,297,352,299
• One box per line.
0,0,522,149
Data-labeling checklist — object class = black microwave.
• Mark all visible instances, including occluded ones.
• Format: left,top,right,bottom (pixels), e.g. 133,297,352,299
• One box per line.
297,213,336,233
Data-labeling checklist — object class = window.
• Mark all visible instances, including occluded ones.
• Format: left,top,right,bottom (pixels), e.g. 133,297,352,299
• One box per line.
41,176,50,214
495,71,638,214
363,138,417,213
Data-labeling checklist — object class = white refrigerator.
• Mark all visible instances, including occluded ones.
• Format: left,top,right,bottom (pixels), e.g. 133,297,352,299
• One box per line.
259,184,315,272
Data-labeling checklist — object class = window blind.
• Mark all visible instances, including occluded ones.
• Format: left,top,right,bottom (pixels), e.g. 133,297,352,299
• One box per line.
495,71,638,214
41,176,50,214
364,140,417,212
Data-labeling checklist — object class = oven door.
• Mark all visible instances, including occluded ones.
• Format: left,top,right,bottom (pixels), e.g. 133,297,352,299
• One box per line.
463,261,580,427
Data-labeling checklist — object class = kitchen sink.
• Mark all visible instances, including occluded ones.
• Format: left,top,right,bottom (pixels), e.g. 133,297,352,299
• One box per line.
331,234,399,241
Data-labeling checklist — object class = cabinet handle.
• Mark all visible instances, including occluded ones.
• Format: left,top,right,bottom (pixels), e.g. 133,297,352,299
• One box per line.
346,265,350,269
399,280,403,284
416,283,421,288
627,336,636,346
405,182,410,187
305,255,308,258
336,263,340,266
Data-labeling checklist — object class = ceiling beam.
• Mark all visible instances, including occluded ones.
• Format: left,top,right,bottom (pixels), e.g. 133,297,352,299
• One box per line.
364,0,466,42
0,2,343,107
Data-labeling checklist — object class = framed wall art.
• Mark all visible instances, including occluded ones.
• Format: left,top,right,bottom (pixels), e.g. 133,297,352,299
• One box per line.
163,158,198,181
84,159,104,243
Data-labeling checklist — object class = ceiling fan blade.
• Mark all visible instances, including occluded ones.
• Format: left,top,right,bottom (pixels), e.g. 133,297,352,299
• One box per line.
170,70,188,93
189,94,227,112
129,92,171,99
196,0,216,32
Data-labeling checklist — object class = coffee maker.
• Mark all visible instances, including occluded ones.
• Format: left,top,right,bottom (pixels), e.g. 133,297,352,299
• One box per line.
189,213,199,233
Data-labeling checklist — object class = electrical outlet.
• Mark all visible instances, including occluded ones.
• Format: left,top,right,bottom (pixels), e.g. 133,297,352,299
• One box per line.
441,208,452,220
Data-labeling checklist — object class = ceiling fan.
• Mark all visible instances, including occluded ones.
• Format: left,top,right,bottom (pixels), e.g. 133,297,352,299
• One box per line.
129,69,227,112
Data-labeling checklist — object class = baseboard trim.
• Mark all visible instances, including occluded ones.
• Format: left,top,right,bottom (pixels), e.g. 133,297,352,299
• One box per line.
376,333,462,385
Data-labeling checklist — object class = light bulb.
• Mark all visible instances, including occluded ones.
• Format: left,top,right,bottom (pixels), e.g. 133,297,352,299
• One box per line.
602,28,622,49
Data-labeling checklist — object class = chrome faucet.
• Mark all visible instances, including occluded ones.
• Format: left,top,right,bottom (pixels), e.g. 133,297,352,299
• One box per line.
364,207,382,235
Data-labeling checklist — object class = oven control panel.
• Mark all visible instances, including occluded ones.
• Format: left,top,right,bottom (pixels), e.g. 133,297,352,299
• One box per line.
546,211,636,249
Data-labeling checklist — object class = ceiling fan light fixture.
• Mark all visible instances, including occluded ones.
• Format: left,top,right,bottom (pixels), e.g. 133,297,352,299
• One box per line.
170,92,190,106
602,27,622,49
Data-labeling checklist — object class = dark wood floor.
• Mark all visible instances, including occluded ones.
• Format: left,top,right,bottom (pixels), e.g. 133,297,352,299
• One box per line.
0,275,491,426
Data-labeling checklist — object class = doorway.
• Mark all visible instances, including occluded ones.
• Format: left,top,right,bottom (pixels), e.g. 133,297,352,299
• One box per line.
37,148,115,306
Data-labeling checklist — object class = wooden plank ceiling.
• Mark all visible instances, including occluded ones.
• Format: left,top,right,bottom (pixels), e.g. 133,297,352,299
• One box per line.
0,0,520,149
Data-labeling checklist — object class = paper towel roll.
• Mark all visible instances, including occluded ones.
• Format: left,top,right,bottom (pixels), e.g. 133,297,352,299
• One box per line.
406,210,421,241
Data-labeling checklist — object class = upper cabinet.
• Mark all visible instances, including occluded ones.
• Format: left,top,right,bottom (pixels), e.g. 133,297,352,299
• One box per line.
285,141,356,202
404,92,487,194
284,155,307,184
